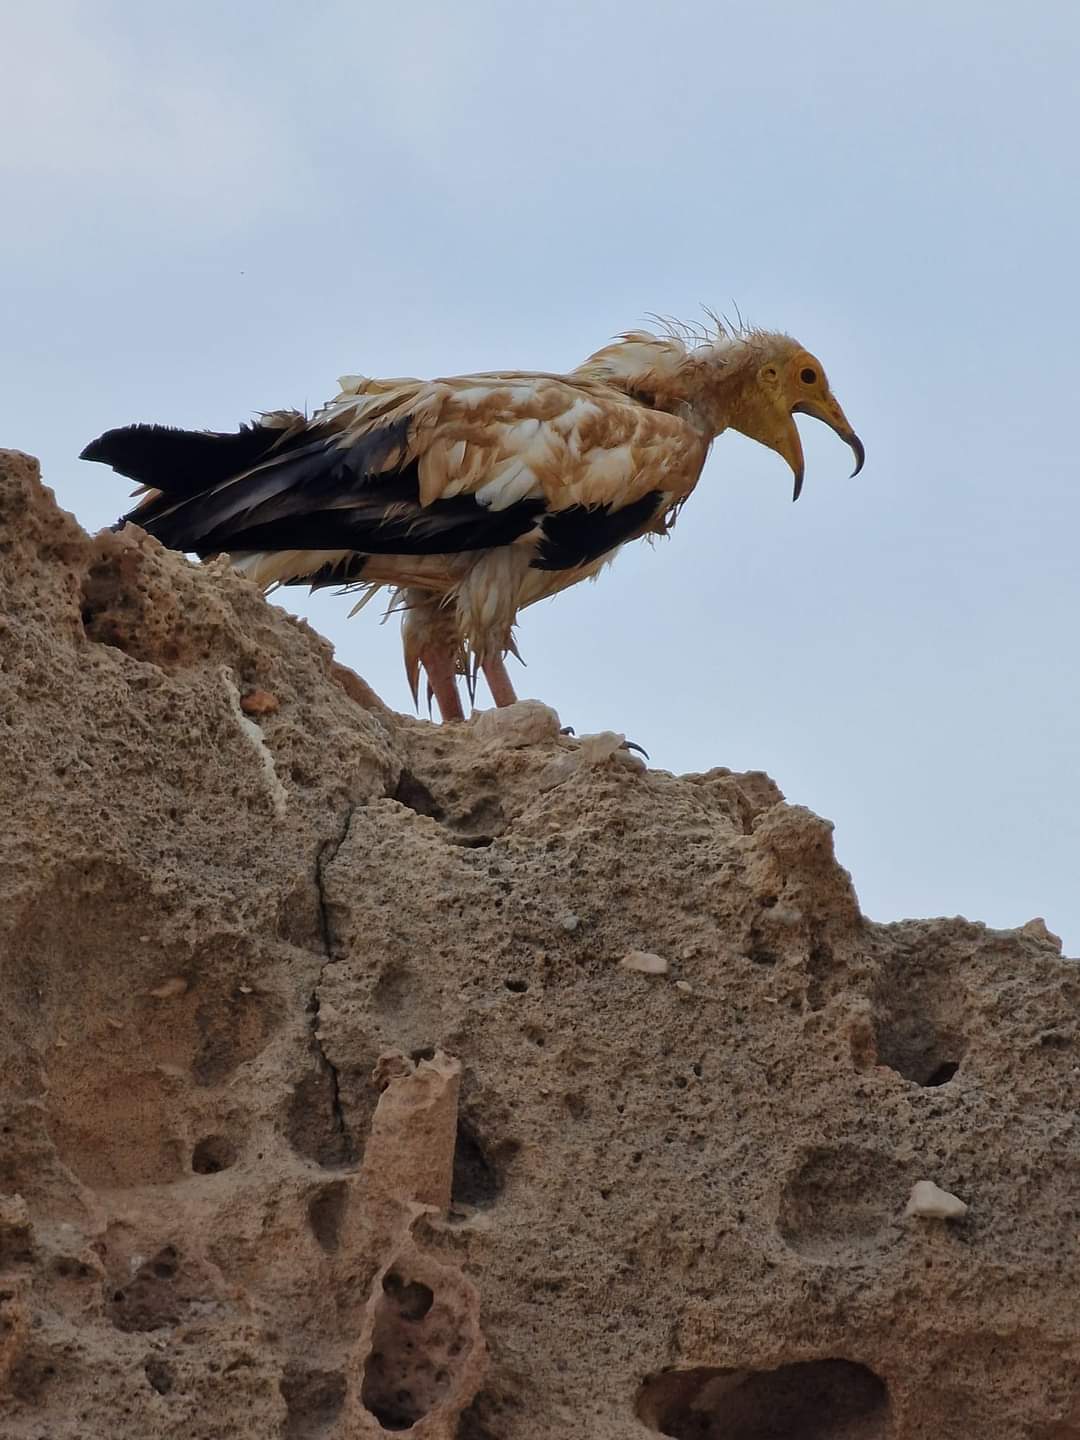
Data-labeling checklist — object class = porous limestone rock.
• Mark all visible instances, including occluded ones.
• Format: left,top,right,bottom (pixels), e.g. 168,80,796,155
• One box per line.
1,448,1079,1439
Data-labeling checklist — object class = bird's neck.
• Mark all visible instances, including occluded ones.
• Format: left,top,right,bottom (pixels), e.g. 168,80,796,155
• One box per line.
574,332,756,439
678,341,763,441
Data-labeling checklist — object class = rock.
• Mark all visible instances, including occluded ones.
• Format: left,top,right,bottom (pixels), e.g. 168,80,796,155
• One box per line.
620,950,669,975
1,448,1079,1438
239,687,280,717
1022,917,1064,952
471,699,562,747
145,977,189,999
905,1180,970,1220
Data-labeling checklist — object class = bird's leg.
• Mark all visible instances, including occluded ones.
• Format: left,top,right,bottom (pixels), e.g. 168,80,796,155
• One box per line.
482,653,518,708
424,648,465,722
400,590,465,723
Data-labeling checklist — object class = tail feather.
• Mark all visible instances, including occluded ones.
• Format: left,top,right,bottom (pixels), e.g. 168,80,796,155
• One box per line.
80,419,303,497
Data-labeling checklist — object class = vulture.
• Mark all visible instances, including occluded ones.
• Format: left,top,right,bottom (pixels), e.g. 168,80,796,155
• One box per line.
81,322,863,721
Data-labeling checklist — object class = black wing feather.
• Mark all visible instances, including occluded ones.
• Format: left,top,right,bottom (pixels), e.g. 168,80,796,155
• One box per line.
79,420,303,496
532,491,665,570
82,414,663,574
128,418,414,546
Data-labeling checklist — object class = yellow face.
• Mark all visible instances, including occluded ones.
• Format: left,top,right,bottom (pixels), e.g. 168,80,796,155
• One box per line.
738,343,864,500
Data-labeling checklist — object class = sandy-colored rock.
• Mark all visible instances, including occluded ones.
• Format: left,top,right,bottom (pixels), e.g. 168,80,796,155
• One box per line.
620,950,669,975
1,448,1079,1438
240,687,281,717
905,1180,969,1220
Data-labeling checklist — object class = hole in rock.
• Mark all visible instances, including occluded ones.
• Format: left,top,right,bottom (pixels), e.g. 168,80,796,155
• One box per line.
191,993,277,1086
636,1359,889,1439
457,1384,526,1439
52,1258,92,1280
1040,1032,1071,1051
191,1135,237,1174
361,1270,462,1431
877,1018,964,1087
393,770,444,820
80,558,139,655
872,957,968,1086
8,1353,59,1403
444,794,506,846
108,1246,184,1332
504,979,528,994
286,1068,353,1168
778,1147,908,1261
308,1182,348,1253
152,1246,178,1279
805,940,836,1012
452,1122,511,1209
748,945,781,967
281,1367,347,1439
383,1270,434,1320
144,1357,174,1395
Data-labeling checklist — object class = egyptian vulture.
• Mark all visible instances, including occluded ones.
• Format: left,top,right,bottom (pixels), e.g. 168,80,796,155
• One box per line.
81,323,863,721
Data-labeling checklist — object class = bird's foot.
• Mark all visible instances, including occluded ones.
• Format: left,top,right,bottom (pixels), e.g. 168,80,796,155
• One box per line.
559,724,648,760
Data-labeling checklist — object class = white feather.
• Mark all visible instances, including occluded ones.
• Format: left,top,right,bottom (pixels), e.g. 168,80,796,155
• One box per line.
474,458,540,511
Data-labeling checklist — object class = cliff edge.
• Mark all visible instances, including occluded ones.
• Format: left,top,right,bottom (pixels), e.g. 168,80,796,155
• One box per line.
1,449,1077,1439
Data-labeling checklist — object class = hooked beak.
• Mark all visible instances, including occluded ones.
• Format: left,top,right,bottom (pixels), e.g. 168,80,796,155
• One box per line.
789,396,865,502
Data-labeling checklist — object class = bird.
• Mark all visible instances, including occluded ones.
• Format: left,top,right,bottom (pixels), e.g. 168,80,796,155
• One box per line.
81,319,863,722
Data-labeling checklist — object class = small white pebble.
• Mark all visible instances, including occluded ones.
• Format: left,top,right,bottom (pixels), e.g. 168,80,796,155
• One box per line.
620,950,668,975
905,1179,968,1220
674,980,694,994
559,913,580,933
147,977,188,999
237,983,253,994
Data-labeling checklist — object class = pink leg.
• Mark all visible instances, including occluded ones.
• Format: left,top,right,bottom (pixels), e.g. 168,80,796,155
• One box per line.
423,647,465,722
482,653,518,708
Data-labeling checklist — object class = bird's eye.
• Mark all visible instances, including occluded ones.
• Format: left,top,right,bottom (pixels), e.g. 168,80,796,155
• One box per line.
800,367,818,385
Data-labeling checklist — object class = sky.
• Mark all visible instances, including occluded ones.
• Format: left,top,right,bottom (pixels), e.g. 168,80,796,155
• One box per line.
2,0,1078,951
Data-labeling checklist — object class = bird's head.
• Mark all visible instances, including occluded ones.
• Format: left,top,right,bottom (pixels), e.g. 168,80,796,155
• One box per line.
575,322,864,500
711,333,864,501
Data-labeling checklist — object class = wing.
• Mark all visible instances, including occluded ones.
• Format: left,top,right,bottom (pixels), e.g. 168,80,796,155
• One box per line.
81,371,708,583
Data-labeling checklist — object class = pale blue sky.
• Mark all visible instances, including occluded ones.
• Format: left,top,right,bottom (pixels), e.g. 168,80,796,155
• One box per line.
3,0,1077,949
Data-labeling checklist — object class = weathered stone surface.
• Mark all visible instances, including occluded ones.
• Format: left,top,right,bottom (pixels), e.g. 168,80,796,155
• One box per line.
1,448,1078,1438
